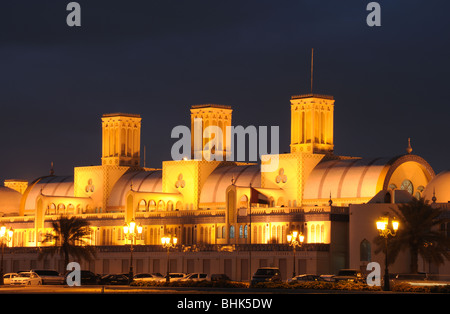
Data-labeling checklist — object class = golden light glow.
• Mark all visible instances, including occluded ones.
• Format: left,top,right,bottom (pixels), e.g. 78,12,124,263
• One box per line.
299,233,305,243
129,220,136,234
392,219,399,231
0,226,5,237
376,220,386,231
376,217,388,231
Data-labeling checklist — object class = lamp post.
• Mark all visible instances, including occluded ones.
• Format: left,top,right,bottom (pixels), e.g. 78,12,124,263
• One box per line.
0,226,13,285
376,215,399,291
161,234,178,282
123,219,142,284
287,230,304,278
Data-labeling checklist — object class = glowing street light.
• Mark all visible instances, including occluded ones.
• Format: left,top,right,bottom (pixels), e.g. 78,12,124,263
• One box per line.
123,219,142,284
0,226,13,285
161,234,178,282
287,230,304,278
376,215,399,291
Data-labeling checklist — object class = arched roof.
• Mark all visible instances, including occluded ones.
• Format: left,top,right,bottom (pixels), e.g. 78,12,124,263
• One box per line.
0,186,22,216
107,170,162,208
22,176,74,212
423,170,450,203
199,164,260,204
303,154,434,200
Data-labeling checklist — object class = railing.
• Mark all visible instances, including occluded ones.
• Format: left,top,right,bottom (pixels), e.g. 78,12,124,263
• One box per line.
2,243,330,254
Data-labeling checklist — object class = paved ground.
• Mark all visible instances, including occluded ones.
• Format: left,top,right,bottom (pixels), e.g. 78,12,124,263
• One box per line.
0,284,394,294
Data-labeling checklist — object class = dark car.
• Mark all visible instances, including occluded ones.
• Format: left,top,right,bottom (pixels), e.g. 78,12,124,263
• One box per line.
251,267,282,286
64,270,101,285
287,274,322,283
332,269,365,283
211,274,231,282
99,274,129,285
80,270,101,285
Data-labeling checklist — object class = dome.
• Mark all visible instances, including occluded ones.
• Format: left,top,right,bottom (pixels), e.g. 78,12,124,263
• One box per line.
199,164,261,204
107,170,162,210
0,186,22,216
304,154,434,201
423,170,450,203
304,157,394,200
22,175,74,213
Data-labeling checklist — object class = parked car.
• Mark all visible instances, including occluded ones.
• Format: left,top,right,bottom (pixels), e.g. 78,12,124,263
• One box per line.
251,267,282,286
165,273,186,282
99,274,130,285
10,272,42,285
177,273,209,282
80,270,101,285
211,274,231,282
332,269,365,283
133,273,165,282
287,274,322,283
31,269,65,285
319,275,336,282
3,273,18,285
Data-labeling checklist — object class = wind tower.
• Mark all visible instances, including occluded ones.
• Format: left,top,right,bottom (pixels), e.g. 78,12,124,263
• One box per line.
290,49,335,154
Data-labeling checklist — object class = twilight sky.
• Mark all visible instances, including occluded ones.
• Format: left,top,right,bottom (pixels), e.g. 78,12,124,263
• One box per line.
0,0,450,183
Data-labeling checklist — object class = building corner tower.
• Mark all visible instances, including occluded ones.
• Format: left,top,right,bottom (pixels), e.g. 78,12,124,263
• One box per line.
101,113,142,167
290,94,335,155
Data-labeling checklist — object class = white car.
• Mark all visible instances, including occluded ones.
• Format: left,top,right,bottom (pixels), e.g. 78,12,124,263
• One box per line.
133,273,165,282
177,273,209,282
3,273,18,285
10,272,42,285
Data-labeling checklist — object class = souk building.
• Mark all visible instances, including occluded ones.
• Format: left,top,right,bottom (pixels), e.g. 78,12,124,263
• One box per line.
0,93,442,281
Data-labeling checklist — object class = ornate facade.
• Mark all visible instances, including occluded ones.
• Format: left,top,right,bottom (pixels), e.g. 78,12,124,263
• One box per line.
0,93,438,280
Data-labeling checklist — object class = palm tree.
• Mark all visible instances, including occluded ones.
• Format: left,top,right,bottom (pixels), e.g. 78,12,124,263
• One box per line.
374,198,450,274
38,215,97,269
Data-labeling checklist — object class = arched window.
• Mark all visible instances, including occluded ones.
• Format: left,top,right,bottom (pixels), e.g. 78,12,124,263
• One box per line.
360,239,371,262
48,203,56,215
229,226,235,239
138,199,147,212
148,200,156,211
239,225,243,238
167,201,174,211
244,225,248,239
269,198,275,207
239,195,248,209
157,200,165,211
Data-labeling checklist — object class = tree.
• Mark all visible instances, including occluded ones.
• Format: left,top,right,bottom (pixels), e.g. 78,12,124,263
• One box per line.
374,198,450,274
38,215,96,269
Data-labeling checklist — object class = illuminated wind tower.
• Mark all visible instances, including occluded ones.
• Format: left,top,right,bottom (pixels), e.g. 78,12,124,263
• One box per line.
290,94,335,154
190,104,232,160
101,113,142,166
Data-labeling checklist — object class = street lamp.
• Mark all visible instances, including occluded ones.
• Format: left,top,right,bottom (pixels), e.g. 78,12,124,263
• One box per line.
0,226,13,285
376,215,399,291
287,230,304,278
123,219,142,284
161,234,178,282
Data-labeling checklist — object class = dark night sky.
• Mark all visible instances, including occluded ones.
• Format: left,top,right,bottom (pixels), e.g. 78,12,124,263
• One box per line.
0,0,449,183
